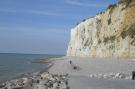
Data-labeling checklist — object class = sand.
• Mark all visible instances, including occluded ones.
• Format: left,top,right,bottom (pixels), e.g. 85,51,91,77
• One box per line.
69,75,135,89
48,57,135,89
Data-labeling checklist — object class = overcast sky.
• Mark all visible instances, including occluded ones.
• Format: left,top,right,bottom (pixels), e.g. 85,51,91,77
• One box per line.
0,0,117,55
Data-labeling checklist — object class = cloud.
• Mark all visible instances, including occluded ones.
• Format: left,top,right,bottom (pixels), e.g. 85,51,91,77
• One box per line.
0,25,68,36
65,0,107,7
24,10,59,16
0,9,59,16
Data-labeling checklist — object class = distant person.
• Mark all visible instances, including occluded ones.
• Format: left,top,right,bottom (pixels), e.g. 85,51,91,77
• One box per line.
69,60,72,64
69,60,78,70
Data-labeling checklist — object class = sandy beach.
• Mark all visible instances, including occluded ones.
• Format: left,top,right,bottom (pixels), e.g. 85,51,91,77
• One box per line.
48,57,135,89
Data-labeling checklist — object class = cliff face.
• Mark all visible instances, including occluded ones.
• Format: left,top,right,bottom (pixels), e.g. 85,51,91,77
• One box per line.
67,0,135,58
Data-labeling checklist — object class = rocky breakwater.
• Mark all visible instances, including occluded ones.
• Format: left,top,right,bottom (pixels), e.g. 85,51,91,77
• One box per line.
0,72,69,89
67,0,135,58
89,73,132,80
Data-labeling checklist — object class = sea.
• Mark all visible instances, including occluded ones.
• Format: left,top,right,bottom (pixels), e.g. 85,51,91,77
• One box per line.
0,53,62,83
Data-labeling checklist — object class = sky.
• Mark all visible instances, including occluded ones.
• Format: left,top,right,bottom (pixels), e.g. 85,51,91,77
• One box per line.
0,0,118,55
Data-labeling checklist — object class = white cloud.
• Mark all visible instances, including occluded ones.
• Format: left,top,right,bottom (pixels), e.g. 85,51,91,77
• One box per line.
24,10,59,16
65,0,107,7
0,9,59,16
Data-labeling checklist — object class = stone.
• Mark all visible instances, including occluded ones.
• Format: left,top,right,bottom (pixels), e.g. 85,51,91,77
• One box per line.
0,83,6,88
0,72,68,89
90,74,94,78
103,74,109,79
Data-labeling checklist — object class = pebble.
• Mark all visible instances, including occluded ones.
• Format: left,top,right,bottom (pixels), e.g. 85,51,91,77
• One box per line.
89,73,131,80
0,72,68,89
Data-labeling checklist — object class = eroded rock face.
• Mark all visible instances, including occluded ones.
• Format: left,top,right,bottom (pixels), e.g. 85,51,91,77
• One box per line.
67,0,135,58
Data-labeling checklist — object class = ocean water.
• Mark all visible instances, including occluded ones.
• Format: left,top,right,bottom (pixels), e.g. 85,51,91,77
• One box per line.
0,53,62,83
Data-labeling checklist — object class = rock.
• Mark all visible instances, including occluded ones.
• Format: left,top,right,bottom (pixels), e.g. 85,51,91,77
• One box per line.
65,80,68,85
12,86,23,89
52,82,58,89
103,74,109,79
125,76,132,80
0,83,6,88
119,74,126,79
114,73,121,78
90,74,94,78
98,74,103,79
93,74,98,78
0,72,68,89
108,73,115,78
67,0,135,58
114,73,126,79
89,73,131,80
66,86,70,89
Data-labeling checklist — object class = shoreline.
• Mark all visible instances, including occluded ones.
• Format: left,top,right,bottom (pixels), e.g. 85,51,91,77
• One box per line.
0,56,58,83
0,62,51,84
0,53,62,84
1,57,135,89
0,57,69,89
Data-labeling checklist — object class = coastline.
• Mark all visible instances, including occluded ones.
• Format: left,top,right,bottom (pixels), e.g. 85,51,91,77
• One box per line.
0,53,61,84
1,57,135,89
0,57,69,89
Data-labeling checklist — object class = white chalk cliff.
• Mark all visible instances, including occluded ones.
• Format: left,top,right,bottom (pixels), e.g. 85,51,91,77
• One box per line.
67,0,135,58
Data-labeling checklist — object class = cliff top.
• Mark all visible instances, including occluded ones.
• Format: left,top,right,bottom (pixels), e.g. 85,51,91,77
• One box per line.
75,0,135,27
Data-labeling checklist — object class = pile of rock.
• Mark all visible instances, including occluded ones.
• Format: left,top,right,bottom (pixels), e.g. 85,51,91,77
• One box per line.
0,72,69,89
89,73,132,80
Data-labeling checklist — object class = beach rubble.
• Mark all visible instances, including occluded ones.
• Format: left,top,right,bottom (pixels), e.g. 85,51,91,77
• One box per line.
89,73,132,80
0,72,69,89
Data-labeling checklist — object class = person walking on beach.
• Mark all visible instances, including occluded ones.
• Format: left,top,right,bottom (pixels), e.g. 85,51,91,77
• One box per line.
69,60,72,64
